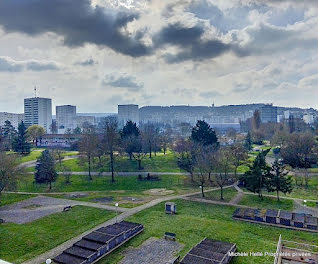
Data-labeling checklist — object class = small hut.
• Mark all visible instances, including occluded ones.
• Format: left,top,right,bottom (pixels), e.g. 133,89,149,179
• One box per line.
165,202,177,214
292,213,305,228
305,215,318,230
278,210,293,226
266,209,279,224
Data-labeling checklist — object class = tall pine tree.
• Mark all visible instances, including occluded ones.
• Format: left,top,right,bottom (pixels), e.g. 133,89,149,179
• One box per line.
266,159,293,201
34,150,58,189
243,149,270,199
191,120,218,146
12,121,31,154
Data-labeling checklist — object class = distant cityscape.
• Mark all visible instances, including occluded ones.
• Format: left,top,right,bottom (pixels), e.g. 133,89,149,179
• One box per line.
0,96,317,136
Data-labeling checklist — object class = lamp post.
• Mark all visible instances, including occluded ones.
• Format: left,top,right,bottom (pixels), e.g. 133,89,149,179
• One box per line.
115,202,119,223
304,200,307,207
46,259,52,264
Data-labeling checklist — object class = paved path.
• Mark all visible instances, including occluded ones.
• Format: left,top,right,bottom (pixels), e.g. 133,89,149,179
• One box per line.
19,156,78,169
229,192,244,205
22,186,231,264
293,199,318,217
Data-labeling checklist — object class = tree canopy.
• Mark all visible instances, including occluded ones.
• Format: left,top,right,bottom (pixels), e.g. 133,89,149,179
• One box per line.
191,120,218,146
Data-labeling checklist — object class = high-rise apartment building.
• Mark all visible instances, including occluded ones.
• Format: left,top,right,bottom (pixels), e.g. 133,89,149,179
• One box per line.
24,97,52,132
56,105,77,133
0,112,24,129
260,104,278,123
118,104,139,127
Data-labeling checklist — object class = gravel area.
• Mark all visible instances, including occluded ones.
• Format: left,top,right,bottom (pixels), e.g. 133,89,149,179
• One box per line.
120,237,183,264
0,196,81,224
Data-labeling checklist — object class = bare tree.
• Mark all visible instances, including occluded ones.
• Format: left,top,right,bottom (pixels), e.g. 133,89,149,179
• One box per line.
132,136,148,170
215,147,233,200
230,143,248,179
79,128,98,181
141,123,159,158
280,132,317,188
194,145,215,197
159,129,172,155
101,121,120,182
0,153,24,203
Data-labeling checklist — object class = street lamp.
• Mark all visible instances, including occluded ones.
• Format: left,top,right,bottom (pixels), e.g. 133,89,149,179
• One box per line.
304,200,307,207
46,259,52,264
115,203,119,223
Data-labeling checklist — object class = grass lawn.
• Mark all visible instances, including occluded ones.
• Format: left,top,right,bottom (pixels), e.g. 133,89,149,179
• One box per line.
17,149,78,165
239,194,294,210
17,174,196,194
17,148,44,163
96,200,317,264
51,150,183,173
0,206,116,264
0,193,36,207
193,187,238,203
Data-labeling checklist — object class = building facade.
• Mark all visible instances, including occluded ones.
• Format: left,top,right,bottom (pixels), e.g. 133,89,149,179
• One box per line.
76,115,96,129
56,105,77,133
24,97,52,132
118,104,139,127
260,104,278,123
0,112,24,129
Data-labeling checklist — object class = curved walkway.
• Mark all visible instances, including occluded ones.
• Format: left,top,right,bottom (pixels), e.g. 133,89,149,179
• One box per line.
21,185,232,264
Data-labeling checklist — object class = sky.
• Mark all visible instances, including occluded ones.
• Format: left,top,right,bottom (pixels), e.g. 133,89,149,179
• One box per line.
0,0,318,114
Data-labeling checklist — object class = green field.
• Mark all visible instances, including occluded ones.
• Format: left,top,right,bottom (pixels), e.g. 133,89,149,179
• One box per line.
25,149,250,175
0,206,116,264
17,173,197,194
16,149,78,165
96,199,318,264
193,187,238,203
0,193,36,207
239,194,294,210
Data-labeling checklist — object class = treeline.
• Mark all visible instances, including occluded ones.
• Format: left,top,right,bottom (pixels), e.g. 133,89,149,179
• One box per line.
0,120,45,154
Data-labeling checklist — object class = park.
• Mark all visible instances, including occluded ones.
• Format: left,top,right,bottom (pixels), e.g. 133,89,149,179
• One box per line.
0,118,318,264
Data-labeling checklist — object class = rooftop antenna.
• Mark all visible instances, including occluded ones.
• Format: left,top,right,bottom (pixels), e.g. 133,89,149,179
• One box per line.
34,86,37,98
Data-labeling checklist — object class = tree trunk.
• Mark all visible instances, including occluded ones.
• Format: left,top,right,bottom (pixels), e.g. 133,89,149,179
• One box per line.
129,153,132,160
149,144,152,158
234,167,237,179
163,148,166,155
208,172,211,181
88,156,92,181
277,190,280,202
110,152,115,182
138,159,142,170
49,181,52,190
220,186,224,200
201,184,205,198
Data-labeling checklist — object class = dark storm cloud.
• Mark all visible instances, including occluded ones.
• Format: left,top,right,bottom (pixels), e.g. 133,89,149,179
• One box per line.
103,74,144,90
155,23,232,63
0,0,151,57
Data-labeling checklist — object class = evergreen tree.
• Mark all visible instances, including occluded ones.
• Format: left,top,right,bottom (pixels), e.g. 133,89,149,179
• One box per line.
121,121,140,160
191,120,218,146
34,150,58,189
266,159,293,201
244,131,253,150
121,121,140,138
12,121,31,154
3,120,17,150
243,149,270,199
